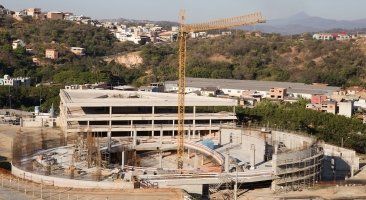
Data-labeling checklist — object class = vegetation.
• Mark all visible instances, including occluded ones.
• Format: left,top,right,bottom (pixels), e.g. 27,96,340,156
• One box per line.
236,100,366,153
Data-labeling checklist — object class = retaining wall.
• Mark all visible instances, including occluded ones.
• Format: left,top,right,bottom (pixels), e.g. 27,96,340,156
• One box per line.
12,164,134,189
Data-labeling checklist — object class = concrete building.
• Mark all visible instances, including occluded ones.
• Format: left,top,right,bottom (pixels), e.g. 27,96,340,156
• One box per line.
47,11,64,20
45,49,59,60
70,47,86,56
165,78,340,99
25,8,41,18
338,101,353,118
12,39,25,50
268,87,287,100
311,94,328,104
59,90,237,137
0,75,31,87
306,100,337,114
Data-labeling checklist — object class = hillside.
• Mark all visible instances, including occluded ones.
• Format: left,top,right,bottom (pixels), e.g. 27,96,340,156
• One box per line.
141,34,366,87
1,16,366,111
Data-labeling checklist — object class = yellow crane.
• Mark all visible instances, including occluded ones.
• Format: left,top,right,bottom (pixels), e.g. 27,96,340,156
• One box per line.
177,11,266,169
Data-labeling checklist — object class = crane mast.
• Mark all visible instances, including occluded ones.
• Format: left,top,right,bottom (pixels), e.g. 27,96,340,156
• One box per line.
177,11,265,170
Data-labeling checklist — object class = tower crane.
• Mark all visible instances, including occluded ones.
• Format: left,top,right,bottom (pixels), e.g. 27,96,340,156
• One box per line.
177,11,265,169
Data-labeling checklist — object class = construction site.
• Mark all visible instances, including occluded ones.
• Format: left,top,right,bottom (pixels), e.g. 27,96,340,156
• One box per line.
10,89,360,199
2,9,364,200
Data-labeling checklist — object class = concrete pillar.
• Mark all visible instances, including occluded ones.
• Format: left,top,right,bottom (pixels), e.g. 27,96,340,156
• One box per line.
152,106,155,137
159,128,163,147
107,131,112,152
224,154,229,172
194,152,200,169
87,121,90,129
250,144,256,170
193,106,196,139
172,120,175,138
187,148,190,159
130,121,133,137
133,129,137,148
121,150,125,170
209,119,212,135
159,151,163,168
198,131,201,140
271,153,278,191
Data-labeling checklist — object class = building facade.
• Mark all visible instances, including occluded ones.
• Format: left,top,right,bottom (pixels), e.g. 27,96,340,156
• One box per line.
0,75,31,87
59,90,237,141
45,49,59,60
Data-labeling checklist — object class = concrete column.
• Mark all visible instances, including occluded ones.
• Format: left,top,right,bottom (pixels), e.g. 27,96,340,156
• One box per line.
172,120,175,138
121,150,125,170
107,131,112,152
187,148,190,159
224,154,229,172
209,119,212,135
159,151,163,168
87,121,90,129
159,128,163,147
152,106,155,137
271,153,278,191
194,152,200,169
198,131,201,140
130,120,133,137
133,129,137,148
193,106,196,139
250,144,256,170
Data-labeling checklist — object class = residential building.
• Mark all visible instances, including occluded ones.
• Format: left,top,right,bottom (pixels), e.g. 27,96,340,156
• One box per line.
268,87,287,100
138,83,164,93
313,33,334,40
45,49,59,60
306,100,337,114
25,8,41,18
165,78,340,99
0,75,31,87
70,47,86,56
311,94,328,104
59,90,237,137
12,39,25,50
338,101,353,118
47,11,64,20
201,87,220,97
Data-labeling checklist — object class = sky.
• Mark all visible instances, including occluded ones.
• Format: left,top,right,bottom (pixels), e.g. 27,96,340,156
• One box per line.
2,0,366,23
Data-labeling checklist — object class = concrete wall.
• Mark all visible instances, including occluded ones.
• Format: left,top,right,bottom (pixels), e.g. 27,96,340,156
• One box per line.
322,143,359,180
220,128,266,165
271,131,316,150
12,164,134,189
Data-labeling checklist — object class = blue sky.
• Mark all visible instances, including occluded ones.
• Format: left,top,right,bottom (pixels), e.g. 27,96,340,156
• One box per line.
2,0,366,22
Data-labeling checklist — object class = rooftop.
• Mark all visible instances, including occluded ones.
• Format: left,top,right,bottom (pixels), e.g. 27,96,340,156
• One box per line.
61,89,237,107
166,78,340,95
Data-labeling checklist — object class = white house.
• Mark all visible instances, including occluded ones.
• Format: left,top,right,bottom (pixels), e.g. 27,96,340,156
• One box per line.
12,39,26,50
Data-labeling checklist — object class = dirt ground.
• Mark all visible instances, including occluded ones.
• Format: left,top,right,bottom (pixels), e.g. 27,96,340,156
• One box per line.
237,185,366,200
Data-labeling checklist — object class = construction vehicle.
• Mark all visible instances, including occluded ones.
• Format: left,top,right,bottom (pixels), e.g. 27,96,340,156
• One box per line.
177,11,266,169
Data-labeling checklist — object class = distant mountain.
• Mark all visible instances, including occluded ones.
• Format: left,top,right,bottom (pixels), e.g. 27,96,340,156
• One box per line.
244,12,366,35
